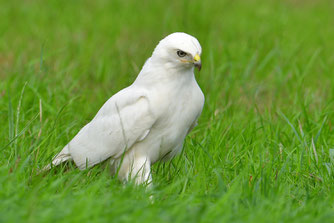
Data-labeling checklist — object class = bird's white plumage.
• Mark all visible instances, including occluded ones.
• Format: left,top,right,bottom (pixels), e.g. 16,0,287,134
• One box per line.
47,32,204,184
68,87,155,169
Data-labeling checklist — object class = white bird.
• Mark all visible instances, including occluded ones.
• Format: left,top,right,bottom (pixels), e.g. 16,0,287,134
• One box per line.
45,32,204,185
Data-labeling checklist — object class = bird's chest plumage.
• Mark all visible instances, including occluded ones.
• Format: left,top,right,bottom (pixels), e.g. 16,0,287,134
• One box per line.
142,78,204,163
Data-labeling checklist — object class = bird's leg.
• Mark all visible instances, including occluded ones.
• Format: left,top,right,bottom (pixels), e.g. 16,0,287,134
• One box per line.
130,156,152,185
115,155,152,186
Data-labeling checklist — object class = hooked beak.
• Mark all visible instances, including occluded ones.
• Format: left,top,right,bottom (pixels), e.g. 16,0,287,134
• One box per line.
193,54,202,71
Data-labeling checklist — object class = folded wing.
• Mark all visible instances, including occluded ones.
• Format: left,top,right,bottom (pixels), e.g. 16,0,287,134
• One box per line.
66,86,156,169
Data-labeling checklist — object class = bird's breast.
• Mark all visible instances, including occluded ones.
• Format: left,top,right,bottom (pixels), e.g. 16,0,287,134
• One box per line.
143,79,204,162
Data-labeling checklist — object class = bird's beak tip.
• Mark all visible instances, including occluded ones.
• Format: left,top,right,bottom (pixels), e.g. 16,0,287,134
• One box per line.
194,54,201,71
195,62,202,71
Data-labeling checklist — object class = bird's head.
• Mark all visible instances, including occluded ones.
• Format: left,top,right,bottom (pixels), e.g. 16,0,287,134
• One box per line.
151,32,202,71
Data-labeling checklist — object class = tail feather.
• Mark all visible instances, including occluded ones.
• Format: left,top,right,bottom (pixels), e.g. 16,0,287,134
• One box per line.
41,146,73,172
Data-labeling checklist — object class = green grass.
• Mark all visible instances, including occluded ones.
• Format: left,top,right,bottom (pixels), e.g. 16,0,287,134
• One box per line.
1,0,334,222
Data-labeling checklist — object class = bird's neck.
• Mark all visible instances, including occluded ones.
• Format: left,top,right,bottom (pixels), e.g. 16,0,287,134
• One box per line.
133,57,195,86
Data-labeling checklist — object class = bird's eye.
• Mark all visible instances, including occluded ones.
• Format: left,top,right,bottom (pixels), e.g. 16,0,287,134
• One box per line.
177,50,187,57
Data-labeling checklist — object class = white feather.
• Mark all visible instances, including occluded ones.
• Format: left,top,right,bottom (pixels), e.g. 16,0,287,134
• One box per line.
68,87,155,169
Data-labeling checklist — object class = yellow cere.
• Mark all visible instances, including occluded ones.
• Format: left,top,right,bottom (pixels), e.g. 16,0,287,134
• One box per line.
194,54,201,62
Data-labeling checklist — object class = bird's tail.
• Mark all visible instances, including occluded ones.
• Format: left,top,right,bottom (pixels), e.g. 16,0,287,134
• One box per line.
41,145,73,172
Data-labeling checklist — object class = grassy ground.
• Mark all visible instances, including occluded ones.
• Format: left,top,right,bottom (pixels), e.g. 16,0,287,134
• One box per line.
1,0,334,222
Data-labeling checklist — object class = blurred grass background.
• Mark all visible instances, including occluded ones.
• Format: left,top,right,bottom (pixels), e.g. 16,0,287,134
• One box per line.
1,0,334,222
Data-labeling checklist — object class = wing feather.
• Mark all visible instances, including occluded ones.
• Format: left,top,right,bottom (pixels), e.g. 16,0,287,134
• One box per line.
67,86,155,169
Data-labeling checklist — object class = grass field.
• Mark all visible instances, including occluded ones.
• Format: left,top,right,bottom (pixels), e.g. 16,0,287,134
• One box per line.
1,0,334,222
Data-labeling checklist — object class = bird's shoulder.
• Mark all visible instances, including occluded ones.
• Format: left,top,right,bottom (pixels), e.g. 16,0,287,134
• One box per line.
94,85,153,119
